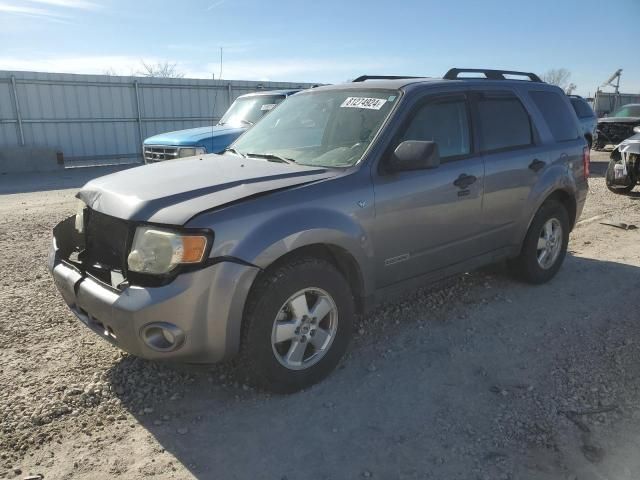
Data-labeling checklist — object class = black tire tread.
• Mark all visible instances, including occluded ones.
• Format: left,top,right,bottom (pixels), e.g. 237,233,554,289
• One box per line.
238,256,354,393
509,200,570,284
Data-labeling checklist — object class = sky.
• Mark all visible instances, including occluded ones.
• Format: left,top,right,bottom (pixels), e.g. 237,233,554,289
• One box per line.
1,0,639,97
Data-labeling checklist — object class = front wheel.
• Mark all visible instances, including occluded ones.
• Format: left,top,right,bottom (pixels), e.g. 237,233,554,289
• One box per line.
239,257,355,393
509,200,570,284
606,158,637,194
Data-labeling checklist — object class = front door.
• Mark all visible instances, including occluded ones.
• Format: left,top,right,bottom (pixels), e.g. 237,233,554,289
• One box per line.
372,93,485,288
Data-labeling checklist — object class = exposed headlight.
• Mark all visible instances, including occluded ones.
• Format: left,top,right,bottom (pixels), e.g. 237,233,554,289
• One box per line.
177,147,206,158
127,226,209,275
75,199,86,233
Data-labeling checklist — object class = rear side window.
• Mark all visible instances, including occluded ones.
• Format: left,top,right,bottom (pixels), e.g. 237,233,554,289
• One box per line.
399,99,471,159
476,94,532,152
570,98,595,119
530,91,580,142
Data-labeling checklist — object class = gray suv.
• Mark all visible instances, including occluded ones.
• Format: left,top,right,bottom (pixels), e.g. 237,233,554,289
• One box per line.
49,68,589,393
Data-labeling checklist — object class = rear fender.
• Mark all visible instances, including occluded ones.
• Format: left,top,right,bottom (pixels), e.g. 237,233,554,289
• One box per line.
515,163,578,245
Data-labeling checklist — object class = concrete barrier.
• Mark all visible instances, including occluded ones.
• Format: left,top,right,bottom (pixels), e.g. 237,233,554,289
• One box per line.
0,147,64,174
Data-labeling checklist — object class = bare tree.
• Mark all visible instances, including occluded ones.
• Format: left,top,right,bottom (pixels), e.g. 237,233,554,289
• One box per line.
542,68,575,93
136,60,184,78
102,67,119,76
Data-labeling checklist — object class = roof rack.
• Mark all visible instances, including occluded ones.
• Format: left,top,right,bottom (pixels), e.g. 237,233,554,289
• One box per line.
352,75,422,82
443,68,543,83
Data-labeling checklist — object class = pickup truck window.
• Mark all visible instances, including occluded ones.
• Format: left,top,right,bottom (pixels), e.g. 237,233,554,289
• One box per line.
219,94,286,127
231,89,399,168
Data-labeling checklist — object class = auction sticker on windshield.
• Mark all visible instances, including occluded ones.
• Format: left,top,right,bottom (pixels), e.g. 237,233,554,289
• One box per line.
260,104,277,111
341,97,387,110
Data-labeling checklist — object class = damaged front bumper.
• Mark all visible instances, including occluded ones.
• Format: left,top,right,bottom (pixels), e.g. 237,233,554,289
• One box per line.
49,216,259,363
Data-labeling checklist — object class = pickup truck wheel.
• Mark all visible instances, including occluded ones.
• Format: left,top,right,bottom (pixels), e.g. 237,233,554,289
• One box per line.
509,200,569,284
239,257,354,393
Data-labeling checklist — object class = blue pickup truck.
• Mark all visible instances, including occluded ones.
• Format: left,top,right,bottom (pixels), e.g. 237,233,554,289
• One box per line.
143,89,300,162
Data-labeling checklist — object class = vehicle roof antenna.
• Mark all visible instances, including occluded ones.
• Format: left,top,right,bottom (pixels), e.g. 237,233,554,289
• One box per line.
211,47,224,141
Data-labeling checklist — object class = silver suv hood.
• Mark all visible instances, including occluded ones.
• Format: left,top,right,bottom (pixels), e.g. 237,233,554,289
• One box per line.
78,154,336,224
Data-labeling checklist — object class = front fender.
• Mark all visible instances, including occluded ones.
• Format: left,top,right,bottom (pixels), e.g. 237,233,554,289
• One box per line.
611,133,640,159
233,207,374,295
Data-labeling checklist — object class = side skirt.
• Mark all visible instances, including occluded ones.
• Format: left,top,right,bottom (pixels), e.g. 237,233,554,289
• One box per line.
363,246,518,313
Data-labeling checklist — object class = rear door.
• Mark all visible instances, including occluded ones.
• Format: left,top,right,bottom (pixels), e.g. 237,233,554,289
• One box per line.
372,92,485,288
470,90,549,250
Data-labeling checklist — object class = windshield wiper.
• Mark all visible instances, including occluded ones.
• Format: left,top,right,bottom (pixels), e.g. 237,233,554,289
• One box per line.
245,152,296,164
224,147,246,158
239,119,254,126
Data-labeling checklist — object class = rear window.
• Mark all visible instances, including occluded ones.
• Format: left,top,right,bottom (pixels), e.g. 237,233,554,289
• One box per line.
476,94,532,151
570,98,595,119
530,91,580,142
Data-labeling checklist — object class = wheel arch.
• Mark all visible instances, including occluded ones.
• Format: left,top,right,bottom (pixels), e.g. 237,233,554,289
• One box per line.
517,187,578,252
544,189,577,229
248,243,367,315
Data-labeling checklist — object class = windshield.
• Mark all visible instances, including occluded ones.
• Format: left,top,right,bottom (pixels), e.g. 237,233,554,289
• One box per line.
611,104,640,118
219,94,286,127
230,88,399,168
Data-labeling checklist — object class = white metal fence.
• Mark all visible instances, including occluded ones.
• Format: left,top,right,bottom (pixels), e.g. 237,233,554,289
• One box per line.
0,71,315,167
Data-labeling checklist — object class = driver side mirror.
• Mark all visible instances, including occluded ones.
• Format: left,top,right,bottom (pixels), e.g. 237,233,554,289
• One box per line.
387,140,440,172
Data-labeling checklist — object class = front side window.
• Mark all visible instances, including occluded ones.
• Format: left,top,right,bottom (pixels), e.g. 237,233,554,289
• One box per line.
231,89,399,167
530,91,580,142
476,94,532,152
219,94,286,127
398,98,471,159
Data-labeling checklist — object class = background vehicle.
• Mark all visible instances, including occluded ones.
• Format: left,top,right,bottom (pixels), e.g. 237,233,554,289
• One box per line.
50,69,588,393
142,89,300,162
569,95,596,149
594,103,640,150
606,125,640,194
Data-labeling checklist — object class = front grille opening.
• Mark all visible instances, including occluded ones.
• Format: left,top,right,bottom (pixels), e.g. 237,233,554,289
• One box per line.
83,209,130,285
144,145,178,162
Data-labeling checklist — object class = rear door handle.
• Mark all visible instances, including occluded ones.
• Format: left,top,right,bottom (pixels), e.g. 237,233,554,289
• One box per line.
453,174,477,189
529,159,546,172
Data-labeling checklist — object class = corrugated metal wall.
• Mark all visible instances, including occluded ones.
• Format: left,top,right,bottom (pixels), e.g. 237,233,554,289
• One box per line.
0,71,315,167
592,91,640,117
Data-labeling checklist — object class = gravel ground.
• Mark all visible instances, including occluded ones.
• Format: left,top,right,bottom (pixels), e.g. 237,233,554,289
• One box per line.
1,152,639,480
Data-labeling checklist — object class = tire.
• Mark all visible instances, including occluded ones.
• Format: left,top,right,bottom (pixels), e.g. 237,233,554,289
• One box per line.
509,200,570,284
239,257,355,393
605,159,636,194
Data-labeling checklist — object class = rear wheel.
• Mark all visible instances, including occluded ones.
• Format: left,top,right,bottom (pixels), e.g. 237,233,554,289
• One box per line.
509,200,570,284
239,257,354,393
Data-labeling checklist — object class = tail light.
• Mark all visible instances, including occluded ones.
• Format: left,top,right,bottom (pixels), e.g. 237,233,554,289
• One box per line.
582,146,590,179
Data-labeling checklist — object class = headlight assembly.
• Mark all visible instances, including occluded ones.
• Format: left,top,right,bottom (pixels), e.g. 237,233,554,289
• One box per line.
75,199,86,233
177,147,206,158
127,226,209,275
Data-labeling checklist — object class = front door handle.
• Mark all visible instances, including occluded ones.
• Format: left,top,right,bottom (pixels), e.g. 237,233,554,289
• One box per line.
529,159,546,172
453,174,477,189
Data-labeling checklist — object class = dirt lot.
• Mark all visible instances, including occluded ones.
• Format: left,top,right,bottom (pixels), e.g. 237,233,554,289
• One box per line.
1,152,639,480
